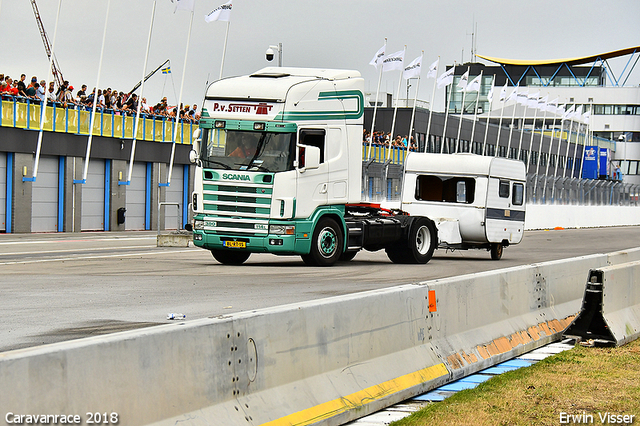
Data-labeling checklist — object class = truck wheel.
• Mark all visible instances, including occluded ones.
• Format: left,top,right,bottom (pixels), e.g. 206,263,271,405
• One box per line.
339,251,358,262
301,217,343,266
490,243,503,260
385,244,408,264
406,218,437,264
211,249,250,265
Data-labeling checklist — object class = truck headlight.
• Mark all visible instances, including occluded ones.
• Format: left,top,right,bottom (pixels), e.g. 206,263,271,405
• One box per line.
269,225,295,235
193,219,205,230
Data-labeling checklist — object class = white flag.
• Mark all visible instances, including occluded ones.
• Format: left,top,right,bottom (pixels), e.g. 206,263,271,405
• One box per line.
527,92,539,108
536,95,548,111
457,69,469,91
583,110,591,124
426,58,438,79
563,105,575,120
506,85,518,102
516,89,528,105
465,74,481,92
172,0,195,12
499,83,508,102
575,105,584,122
487,79,495,104
403,54,422,80
436,67,455,88
556,104,566,116
205,0,232,22
546,97,559,113
382,50,405,72
369,44,385,69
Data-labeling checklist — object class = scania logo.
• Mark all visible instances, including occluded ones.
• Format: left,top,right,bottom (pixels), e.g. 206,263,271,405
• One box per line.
222,173,251,181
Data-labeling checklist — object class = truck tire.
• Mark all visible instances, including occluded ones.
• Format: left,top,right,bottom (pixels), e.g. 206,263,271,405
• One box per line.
339,251,358,262
406,217,437,264
490,243,503,260
211,249,251,265
301,217,343,266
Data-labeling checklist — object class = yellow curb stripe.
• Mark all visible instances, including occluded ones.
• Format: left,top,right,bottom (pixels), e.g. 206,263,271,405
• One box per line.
260,363,449,426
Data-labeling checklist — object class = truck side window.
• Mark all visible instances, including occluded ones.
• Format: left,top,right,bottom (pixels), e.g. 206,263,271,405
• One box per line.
512,183,524,206
499,180,510,198
299,129,325,163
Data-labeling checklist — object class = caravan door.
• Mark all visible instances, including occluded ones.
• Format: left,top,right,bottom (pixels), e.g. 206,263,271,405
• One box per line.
485,177,525,244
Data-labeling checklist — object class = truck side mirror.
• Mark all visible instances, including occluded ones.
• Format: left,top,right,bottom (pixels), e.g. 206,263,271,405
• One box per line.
190,128,201,164
189,149,199,164
298,145,320,172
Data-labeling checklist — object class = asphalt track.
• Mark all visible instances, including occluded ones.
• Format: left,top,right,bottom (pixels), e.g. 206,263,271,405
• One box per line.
2,226,640,352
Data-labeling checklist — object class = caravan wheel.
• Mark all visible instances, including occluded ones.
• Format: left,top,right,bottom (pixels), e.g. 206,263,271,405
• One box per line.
490,243,503,260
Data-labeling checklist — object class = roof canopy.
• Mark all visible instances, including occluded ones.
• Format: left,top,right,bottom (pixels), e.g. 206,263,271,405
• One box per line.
477,46,640,67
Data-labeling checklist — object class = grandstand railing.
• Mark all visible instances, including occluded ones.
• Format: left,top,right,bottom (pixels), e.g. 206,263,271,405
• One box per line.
0,96,195,145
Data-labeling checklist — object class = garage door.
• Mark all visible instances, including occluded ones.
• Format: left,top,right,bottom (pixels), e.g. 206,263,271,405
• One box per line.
165,165,184,230
81,159,106,231
0,153,6,232
126,162,147,230
31,156,59,232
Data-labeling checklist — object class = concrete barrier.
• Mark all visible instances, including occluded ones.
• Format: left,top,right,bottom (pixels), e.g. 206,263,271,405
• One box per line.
2,249,640,425
564,259,640,346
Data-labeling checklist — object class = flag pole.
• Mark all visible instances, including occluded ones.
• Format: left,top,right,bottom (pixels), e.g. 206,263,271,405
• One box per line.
407,51,423,152
79,0,111,184
385,45,406,162
440,75,451,153
543,112,562,200
492,83,506,156
219,20,230,79
29,0,62,182
515,90,529,161
525,93,540,172
122,0,156,185
424,57,439,153
455,66,470,152
481,75,495,155
367,38,386,162
503,85,518,157
164,4,195,187
468,70,483,153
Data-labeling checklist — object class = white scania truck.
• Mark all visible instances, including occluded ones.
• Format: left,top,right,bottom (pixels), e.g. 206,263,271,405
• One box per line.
187,67,526,266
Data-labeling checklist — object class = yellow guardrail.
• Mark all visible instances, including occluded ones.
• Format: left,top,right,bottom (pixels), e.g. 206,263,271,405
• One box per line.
0,98,194,145
361,143,410,165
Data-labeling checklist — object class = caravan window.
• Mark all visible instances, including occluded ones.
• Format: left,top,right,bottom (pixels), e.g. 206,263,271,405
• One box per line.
513,183,524,206
499,180,510,198
415,175,475,204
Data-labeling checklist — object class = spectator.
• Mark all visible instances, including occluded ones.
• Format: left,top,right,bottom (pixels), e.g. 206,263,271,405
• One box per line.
96,89,106,109
17,74,27,97
122,93,138,114
37,80,46,102
140,97,151,114
46,85,56,104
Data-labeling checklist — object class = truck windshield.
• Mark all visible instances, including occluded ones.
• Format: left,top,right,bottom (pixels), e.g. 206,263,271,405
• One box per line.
200,128,296,172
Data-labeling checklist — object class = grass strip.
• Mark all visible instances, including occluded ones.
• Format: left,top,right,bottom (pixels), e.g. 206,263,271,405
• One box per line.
392,339,640,426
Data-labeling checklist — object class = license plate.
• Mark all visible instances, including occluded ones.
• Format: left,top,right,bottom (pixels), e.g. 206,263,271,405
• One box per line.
223,240,246,248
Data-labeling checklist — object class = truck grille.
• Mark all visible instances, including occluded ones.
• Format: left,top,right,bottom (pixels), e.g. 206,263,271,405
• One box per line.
201,182,272,236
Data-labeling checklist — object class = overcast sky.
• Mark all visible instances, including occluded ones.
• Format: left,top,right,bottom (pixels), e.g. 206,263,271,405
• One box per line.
2,0,639,110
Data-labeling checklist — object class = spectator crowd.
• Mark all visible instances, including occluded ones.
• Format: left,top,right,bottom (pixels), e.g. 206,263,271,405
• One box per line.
0,72,200,123
363,129,417,151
